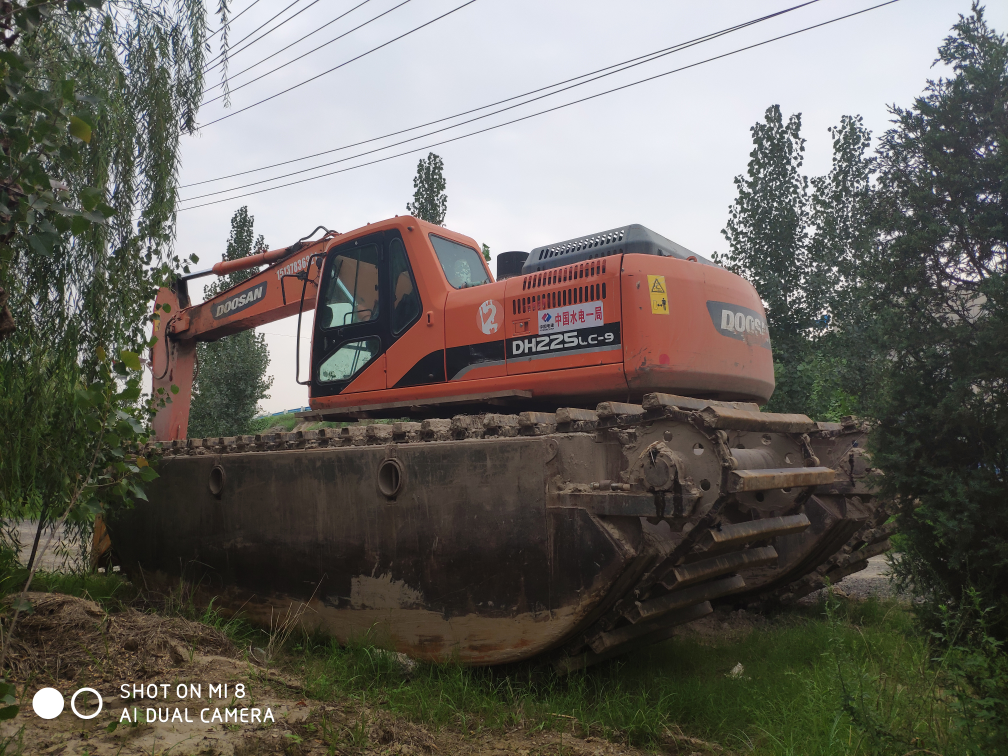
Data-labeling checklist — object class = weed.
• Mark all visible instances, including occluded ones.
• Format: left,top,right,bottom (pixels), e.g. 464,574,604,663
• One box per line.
832,585,1008,755
288,599,982,755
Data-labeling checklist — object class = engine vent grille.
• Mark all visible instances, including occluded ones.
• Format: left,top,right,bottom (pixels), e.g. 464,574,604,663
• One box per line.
524,223,713,274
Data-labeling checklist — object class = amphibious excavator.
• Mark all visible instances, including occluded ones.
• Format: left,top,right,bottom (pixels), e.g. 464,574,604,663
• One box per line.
105,216,891,668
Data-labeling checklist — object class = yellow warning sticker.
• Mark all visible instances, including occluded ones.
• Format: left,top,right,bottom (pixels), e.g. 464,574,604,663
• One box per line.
648,275,669,314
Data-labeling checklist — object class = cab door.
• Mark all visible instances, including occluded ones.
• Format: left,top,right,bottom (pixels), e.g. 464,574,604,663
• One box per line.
311,234,388,396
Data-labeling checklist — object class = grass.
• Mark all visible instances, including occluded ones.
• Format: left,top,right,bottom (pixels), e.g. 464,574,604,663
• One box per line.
247,414,408,434
287,596,981,755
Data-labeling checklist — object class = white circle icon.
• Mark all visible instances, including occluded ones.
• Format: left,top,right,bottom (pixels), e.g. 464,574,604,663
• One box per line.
70,688,103,720
32,687,64,719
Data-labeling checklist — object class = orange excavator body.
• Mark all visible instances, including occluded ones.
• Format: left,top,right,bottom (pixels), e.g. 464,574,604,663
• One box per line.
151,216,773,438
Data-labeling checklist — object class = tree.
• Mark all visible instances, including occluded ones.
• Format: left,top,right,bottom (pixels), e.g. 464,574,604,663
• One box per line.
481,243,490,262
406,152,447,225
715,106,818,414
801,115,876,420
187,207,273,438
868,4,1008,633
0,0,209,568
809,115,875,335
715,106,875,418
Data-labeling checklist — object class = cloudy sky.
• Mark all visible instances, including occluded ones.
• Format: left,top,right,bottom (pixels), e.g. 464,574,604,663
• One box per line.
174,0,1005,414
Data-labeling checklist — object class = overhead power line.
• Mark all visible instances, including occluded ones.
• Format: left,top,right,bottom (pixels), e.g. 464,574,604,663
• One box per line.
203,0,411,107
205,0,266,42
202,0,375,95
183,0,820,195
205,0,328,77
180,0,902,212
199,0,479,128
203,0,304,73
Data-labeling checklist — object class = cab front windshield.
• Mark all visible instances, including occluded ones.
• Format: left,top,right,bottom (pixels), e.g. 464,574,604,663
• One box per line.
429,234,491,289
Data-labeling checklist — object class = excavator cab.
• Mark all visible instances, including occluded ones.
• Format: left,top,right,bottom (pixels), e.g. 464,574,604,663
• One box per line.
309,223,497,402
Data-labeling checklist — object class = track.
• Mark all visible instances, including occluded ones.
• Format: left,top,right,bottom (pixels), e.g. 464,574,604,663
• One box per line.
116,393,886,667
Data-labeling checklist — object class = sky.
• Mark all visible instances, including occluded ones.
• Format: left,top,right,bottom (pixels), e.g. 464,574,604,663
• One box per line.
174,0,1006,414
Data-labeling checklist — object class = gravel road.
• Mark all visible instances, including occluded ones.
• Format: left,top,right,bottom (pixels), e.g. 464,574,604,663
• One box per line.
15,520,81,572
801,554,906,604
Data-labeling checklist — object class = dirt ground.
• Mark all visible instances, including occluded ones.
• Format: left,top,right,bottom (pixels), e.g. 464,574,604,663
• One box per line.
0,593,721,756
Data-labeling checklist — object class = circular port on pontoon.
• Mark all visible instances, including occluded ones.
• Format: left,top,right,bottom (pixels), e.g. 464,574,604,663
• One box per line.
377,458,405,499
700,478,711,491
693,443,704,456
762,434,773,446
208,465,226,498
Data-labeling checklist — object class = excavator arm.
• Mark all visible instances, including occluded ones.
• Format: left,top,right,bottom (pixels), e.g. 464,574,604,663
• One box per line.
151,230,336,441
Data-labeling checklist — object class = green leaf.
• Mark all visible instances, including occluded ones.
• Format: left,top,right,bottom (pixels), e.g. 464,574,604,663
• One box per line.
161,303,172,314
28,233,53,257
170,384,180,395
78,186,101,211
105,720,118,733
11,596,33,614
119,350,141,371
0,705,17,721
68,115,92,143
119,384,142,404
70,214,91,235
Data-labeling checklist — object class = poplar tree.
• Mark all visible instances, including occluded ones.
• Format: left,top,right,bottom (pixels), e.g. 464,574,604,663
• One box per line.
715,106,815,413
188,207,273,438
716,107,874,418
406,152,447,225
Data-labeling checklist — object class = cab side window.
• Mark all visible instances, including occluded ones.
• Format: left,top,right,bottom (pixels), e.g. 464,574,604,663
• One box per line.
429,234,491,289
319,244,380,329
389,238,421,335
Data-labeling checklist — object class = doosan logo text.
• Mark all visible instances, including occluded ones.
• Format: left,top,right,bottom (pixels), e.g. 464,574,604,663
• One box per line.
705,300,771,348
720,309,765,336
213,282,267,320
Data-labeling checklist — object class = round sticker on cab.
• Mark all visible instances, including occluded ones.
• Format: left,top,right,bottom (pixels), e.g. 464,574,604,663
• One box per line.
477,299,502,335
